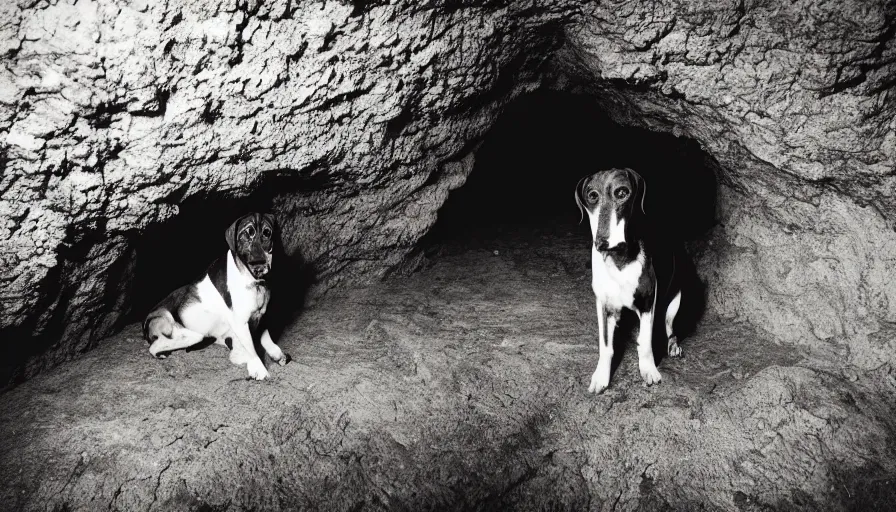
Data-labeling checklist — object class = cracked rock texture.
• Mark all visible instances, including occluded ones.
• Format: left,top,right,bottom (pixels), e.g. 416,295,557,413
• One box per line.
2,0,896,388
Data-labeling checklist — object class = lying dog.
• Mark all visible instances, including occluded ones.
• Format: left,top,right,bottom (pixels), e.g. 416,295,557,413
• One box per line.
143,212,289,380
575,168,682,393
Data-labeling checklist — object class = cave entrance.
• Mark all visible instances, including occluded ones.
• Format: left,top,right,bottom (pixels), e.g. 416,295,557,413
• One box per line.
425,89,717,249
419,89,719,354
128,176,308,341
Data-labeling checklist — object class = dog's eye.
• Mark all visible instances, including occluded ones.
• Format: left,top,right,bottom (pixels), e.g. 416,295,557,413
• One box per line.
614,187,630,200
586,189,599,202
262,227,272,239
244,225,256,238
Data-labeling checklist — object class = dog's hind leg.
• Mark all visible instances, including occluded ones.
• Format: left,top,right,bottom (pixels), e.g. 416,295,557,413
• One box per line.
665,290,682,357
259,329,290,366
149,326,207,358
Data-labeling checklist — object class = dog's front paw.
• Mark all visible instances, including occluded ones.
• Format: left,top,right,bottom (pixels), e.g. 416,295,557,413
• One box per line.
247,359,270,381
639,361,662,386
667,336,682,357
588,361,611,394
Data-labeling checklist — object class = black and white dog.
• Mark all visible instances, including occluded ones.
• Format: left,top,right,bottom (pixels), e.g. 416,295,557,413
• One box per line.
575,168,682,393
143,212,289,380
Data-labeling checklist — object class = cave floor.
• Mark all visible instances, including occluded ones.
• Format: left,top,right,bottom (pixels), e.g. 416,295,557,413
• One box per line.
2,223,895,511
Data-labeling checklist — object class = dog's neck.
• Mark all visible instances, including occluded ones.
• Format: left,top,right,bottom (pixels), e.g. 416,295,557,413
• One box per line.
597,238,644,269
228,250,267,286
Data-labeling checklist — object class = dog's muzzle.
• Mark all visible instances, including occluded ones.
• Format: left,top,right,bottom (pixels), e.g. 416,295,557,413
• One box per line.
248,263,270,279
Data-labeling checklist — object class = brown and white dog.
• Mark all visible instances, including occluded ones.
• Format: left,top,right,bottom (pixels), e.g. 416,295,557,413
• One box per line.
143,212,289,380
575,168,683,393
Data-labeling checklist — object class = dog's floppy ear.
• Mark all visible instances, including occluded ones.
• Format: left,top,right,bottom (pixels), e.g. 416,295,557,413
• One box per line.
574,175,588,224
224,215,244,255
625,168,647,217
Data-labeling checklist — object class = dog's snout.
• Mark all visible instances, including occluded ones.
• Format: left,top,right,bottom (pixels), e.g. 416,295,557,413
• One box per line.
248,242,268,265
595,237,609,251
248,263,269,278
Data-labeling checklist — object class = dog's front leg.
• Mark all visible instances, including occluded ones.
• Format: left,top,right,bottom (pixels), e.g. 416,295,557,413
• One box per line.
589,300,615,393
637,302,662,386
232,322,270,380
259,329,290,366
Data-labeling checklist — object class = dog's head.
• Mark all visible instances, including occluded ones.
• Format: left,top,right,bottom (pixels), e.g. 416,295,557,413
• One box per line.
574,168,646,252
224,213,277,279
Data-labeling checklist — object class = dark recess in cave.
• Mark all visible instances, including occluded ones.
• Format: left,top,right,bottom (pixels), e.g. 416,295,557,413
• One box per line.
128,177,314,343
428,90,718,240
422,89,719,353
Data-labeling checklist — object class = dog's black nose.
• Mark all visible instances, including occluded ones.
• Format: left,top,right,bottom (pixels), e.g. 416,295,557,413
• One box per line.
249,263,269,278
595,238,609,251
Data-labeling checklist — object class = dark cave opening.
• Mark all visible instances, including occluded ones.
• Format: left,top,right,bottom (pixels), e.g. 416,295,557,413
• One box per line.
427,89,718,242
422,89,720,348
129,192,266,321
128,178,311,341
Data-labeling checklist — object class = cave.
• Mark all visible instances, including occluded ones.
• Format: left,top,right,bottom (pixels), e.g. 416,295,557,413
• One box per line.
2,0,896,510
419,89,714,341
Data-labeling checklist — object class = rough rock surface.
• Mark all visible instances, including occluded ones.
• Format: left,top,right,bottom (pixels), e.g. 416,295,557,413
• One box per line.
1,0,895,391
2,226,894,511
0,0,574,383
552,0,896,367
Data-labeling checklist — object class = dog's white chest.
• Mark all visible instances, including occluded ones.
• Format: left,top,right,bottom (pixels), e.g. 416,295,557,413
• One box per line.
591,247,644,312
229,279,269,324
226,253,270,323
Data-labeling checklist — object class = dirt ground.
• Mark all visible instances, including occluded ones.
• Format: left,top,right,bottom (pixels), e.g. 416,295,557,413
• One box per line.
1,223,895,511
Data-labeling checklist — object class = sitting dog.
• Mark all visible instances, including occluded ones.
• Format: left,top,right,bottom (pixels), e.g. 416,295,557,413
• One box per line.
143,212,289,380
575,168,683,393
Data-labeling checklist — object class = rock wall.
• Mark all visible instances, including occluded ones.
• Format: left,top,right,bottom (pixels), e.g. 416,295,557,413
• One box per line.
0,0,574,384
2,0,895,384
553,0,896,368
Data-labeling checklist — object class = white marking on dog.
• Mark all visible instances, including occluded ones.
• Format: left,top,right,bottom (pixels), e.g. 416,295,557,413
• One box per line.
606,211,626,249
589,312,619,394
591,246,645,312
147,315,206,358
184,276,232,334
